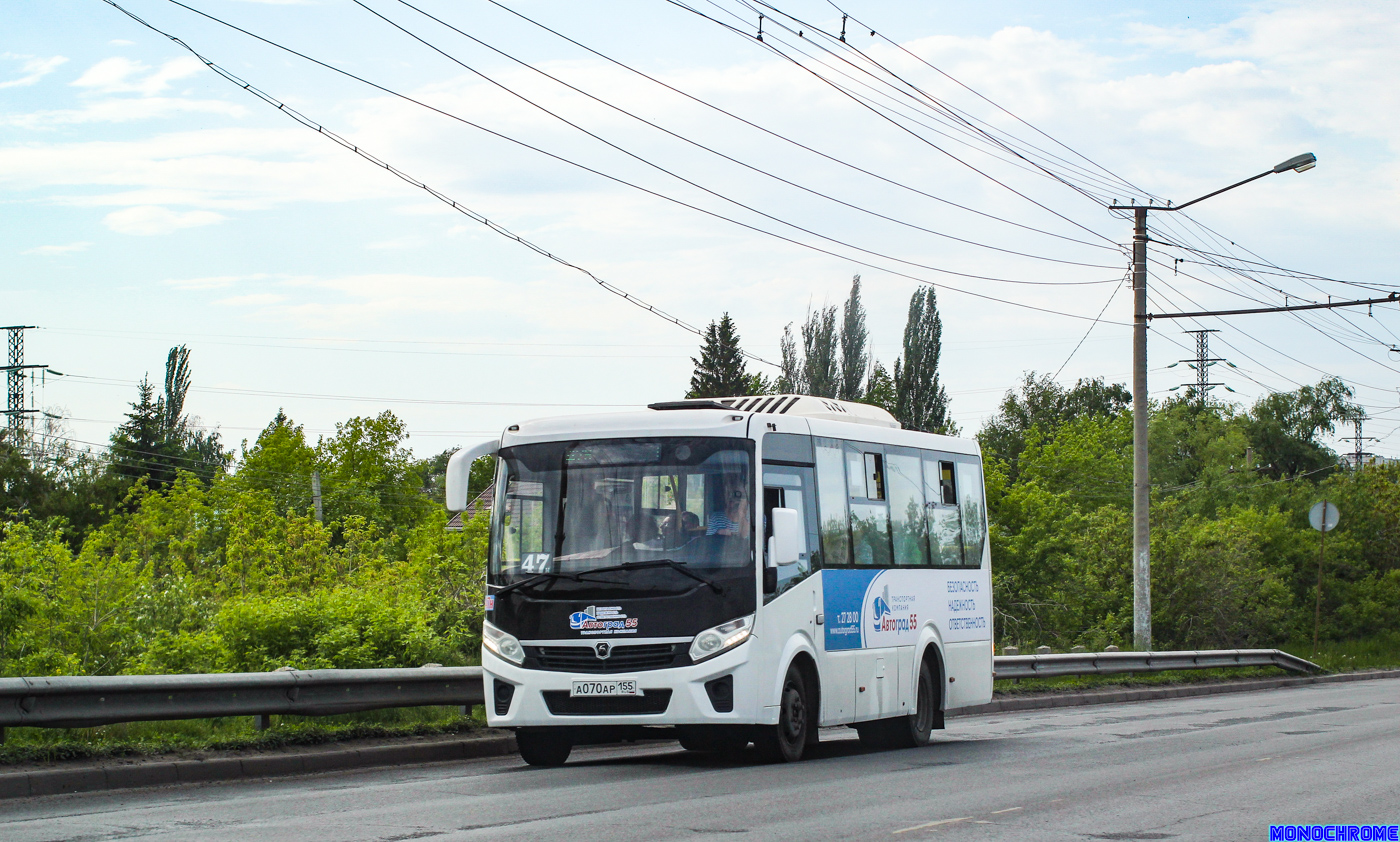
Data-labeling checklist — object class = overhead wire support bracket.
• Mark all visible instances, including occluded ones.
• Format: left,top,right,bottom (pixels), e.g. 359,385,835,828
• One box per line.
1148,292,1399,321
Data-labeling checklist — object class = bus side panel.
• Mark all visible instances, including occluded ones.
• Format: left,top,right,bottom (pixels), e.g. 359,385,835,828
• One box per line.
944,640,993,708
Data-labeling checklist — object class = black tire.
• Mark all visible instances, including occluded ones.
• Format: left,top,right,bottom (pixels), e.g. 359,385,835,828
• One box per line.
754,665,809,763
516,728,572,767
856,659,938,750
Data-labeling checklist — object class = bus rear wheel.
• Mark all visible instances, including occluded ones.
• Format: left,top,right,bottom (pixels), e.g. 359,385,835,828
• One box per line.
856,659,938,750
754,665,809,763
516,727,572,767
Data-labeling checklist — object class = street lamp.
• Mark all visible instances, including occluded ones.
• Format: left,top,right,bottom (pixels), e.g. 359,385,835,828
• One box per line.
1108,152,1317,651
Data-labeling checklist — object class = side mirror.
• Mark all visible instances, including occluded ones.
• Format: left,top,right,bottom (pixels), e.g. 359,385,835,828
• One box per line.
446,439,500,512
769,507,800,567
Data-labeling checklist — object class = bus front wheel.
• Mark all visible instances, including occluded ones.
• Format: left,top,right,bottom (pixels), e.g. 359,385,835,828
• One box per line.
516,727,572,767
754,665,809,763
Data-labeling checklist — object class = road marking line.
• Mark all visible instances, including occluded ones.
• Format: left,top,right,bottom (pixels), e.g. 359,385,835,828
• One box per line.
990,807,1023,814
1257,757,1272,761
894,818,971,833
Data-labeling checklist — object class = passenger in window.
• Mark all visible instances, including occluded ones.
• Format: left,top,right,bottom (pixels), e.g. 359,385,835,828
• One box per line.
707,480,752,536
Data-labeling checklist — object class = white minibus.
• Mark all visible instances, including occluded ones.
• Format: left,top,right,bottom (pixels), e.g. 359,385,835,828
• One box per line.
445,394,993,765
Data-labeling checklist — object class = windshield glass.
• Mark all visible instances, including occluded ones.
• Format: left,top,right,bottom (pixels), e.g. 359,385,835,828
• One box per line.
489,437,755,592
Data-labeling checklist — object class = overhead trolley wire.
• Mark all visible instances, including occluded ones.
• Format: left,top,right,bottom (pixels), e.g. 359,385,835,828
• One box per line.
105,0,1134,327
385,0,1120,271
101,0,777,366
744,0,1141,206
663,0,1125,249
825,1,1162,206
350,0,1123,282
482,0,1121,253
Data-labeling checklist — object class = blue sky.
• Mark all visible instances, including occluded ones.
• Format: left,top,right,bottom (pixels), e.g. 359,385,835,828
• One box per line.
4,0,1399,460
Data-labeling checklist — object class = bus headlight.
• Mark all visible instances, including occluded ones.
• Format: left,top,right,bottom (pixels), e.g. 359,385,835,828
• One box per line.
483,620,525,665
689,615,753,664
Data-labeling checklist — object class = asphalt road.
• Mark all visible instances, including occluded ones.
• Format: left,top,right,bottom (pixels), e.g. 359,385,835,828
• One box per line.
4,678,1396,841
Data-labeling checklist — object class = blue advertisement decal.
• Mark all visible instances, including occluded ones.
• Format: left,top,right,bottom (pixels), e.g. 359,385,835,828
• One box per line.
821,569,880,651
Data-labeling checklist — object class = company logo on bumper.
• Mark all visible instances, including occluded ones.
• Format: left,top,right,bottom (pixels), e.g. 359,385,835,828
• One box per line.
569,605,639,636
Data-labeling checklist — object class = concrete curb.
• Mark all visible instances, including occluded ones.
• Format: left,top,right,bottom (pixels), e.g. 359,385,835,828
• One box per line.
4,670,1397,800
0,731,516,801
950,668,1400,717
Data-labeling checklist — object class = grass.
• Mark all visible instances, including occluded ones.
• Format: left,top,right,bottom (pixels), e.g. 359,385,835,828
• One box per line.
1279,633,1400,673
0,705,488,766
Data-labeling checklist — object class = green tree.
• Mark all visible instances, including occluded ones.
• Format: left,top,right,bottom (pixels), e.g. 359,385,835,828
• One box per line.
108,347,229,490
838,275,869,401
777,323,803,394
893,287,951,433
980,373,1131,480
687,313,753,398
1246,376,1363,478
317,411,431,540
231,410,319,517
801,304,839,398
863,361,897,415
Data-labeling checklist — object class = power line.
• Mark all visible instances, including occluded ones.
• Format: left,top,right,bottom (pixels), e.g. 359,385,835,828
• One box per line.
483,0,1123,252
387,0,1122,272
347,0,1122,286
102,0,780,368
123,0,1136,325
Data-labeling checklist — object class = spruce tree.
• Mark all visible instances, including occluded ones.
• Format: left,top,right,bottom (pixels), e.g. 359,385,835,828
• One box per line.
687,313,752,398
838,275,869,401
893,287,952,433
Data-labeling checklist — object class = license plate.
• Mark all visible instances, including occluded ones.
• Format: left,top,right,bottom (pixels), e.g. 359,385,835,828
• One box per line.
570,679,642,697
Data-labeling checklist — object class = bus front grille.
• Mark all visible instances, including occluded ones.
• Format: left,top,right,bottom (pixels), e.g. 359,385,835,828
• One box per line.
528,643,682,673
542,689,673,716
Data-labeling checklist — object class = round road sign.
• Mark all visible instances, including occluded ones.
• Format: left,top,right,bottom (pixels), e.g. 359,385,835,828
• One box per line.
1309,501,1340,533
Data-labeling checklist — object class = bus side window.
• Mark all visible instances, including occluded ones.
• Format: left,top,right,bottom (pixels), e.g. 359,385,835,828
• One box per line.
815,439,851,566
847,443,891,567
956,459,987,568
923,455,964,567
886,450,928,566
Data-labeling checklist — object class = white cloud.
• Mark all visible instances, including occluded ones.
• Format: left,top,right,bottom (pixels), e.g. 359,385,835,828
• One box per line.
109,40,136,47
164,273,277,291
0,54,67,89
4,97,246,128
103,205,226,235
72,57,205,96
22,242,90,256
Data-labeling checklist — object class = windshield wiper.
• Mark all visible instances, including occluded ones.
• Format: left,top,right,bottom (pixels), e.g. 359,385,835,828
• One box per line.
577,559,725,594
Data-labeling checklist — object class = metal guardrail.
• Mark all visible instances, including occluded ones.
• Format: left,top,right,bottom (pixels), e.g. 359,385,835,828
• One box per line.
0,667,484,730
992,648,1319,679
0,649,1318,732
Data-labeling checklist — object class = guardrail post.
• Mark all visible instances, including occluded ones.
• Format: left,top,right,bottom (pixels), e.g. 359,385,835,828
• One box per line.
1036,646,1052,655
256,714,271,731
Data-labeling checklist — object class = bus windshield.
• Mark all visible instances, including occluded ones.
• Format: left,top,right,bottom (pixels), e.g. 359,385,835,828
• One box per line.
490,437,755,593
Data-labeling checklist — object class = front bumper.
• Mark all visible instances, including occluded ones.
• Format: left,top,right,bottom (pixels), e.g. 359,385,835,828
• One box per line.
484,638,758,728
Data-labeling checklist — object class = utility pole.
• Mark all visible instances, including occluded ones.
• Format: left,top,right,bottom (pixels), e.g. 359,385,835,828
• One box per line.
312,470,324,523
1130,208,1151,651
2,326,46,438
1110,151,1319,652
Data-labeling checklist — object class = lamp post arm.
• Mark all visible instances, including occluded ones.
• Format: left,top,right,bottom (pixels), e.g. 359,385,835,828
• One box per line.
1108,170,1273,213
